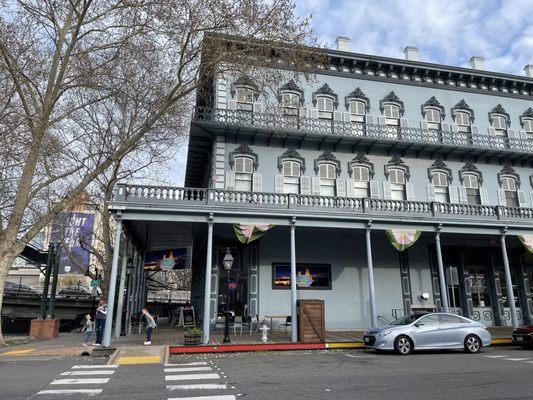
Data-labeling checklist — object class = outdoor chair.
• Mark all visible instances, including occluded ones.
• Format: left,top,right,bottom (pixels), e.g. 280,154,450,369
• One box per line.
231,315,243,335
242,314,260,335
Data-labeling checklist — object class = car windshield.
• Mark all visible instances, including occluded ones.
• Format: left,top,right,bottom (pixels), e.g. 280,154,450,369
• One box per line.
390,313,428,325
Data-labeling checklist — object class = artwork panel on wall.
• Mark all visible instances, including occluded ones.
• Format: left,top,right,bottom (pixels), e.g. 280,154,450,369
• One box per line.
272,263,332,290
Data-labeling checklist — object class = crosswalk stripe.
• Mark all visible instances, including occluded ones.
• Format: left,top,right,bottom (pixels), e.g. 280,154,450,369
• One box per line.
167,384,229,391
37,389,103,395
504,358,530,361
165,373,220,381
164,367,212,373
72,365,118,369
51,378,110,385
165,362,208,367
167,396,236,400
61,370,115,376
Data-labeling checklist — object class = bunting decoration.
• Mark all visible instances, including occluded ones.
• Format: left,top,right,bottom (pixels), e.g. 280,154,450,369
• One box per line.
233,224,274,244
386,229,421,251
518,235,533,253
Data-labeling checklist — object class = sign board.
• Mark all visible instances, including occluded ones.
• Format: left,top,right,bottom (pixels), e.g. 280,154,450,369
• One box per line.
178,306,196,327
228,281,238,290
160,258,175,271
144,248,188,271
91,280,101,287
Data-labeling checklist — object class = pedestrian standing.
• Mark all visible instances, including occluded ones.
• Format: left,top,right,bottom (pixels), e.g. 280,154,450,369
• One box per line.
141,308,156,345
94,300,107,346
82,314,94,347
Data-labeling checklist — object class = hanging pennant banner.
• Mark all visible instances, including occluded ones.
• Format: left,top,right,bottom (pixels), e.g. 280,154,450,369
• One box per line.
518,235,533,253
386,229,421,251
233,224,274,244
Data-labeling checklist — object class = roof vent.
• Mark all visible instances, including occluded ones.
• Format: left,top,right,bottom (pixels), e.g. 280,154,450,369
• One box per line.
470,56,485,70
403,46,420,61
335,36,351,52
525,64,533,78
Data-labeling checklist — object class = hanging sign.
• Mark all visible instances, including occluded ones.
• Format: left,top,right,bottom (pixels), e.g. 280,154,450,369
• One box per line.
518,235,533,253
386,229,421,251
228,281,238,290
233,224,274,244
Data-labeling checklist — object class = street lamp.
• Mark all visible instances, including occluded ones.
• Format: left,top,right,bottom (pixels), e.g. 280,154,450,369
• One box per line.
222,248,234,343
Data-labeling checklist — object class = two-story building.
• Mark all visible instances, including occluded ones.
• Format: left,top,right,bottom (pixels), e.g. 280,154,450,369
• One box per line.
110,35,533,344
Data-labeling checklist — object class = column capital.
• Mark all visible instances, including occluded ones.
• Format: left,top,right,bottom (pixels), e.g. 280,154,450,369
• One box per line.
366,220,372,230
501,226,508,237
290,216,296,226
435,224,442,235
208,213,214,223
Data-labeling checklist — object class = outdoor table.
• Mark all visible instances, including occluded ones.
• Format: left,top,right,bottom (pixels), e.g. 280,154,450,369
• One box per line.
264,315,289,331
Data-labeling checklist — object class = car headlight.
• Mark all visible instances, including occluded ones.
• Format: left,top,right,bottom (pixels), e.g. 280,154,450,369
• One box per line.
378,330,392,338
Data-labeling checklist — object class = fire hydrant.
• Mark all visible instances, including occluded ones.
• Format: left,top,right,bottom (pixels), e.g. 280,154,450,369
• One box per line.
259,321,270,343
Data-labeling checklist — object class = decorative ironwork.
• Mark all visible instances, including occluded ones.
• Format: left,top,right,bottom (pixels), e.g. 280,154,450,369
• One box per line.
230,76,259,99
380,91,405,115
345,87,370,112
277,79,304,105
348,153,375,178
520,107,533,128
277,148,306,173
428,159,452,184
384,154,410,181
314,151,341,175
459,161,483,185
489,104,510,126
497,164,521,188
229,144,259,170
421,96,446,120
312,83,338,108
452,99,475,123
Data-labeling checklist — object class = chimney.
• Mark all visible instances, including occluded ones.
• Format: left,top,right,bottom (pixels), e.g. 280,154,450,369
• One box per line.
525,64,533,78
335,36,351,52
403,46,420,62
470,56,485,70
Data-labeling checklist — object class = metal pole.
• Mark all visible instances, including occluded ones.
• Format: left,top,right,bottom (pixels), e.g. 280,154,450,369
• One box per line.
500,232,518,328
223,269,231,343
435,228,450,313
103,220,123,347
114,241,129,339
125,249,137,335
365,226,377,327
290,220,298,342
202,220,214,344
39,243,54,319
47,242,62,318
132,252,140,314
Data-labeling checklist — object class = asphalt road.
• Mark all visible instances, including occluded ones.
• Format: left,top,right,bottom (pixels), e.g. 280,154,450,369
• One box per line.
1,346,533,400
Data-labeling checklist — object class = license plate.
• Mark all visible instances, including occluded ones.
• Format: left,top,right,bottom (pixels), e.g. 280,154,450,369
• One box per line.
516,336,524,342
364,337,370,343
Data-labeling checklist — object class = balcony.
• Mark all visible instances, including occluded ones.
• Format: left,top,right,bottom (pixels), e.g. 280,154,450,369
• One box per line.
112,184,533,227
192,107,533,162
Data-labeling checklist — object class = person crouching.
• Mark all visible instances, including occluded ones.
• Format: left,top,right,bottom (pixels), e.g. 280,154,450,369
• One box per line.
141,308,156,345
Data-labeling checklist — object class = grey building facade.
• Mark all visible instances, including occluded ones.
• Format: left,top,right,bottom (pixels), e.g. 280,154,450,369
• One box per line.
110,36,533,343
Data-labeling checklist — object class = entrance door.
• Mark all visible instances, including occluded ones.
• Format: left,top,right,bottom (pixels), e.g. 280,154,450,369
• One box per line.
469,269,495,326
445,266,462,315
217,247,248,318
502,269,524,326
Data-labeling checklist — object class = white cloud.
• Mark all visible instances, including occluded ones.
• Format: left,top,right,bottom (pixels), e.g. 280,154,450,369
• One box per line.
296,0,533,75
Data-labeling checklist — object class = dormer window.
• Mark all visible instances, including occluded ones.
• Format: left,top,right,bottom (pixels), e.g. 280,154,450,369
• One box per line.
234,156,253,191
235,87,254,111
489,104,510,137
317,96,334,120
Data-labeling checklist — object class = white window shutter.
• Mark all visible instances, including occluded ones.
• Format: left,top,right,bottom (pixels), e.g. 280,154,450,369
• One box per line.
227,100,237,111
488,127,496,136
366,115,376,125
479,188,489,205
420,121,429,130
378,116,387,125
449,186,459,204
253,102,263,114
427,183,436,202
458,186,468,204
311,177,321,195
382,181,392,200
225,171,236,190
406,183,415,201
471,125,480,135
517,190,526,207
308,108,319,119
274,174,284,193
451,124,459,133
300,176,311,195
442,122,451,132
400,118,409,128
333,111,343,121
346,180,356,198
497,189,507,206
252,173,262,192
369,181,380,198
336,178,346,197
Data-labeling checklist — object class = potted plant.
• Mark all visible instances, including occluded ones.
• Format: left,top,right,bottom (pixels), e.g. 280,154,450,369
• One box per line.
183,327,202,345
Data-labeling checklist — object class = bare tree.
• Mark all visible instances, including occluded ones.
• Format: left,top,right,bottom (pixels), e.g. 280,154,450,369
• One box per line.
0,0,321,344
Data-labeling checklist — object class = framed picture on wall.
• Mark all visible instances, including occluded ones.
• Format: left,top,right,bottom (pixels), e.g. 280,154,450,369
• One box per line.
272,263,332,290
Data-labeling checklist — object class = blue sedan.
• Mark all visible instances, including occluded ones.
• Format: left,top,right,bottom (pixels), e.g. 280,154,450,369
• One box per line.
363,313,492,355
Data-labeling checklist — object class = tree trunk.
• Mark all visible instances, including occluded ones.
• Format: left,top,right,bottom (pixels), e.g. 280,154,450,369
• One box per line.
0,251,17,345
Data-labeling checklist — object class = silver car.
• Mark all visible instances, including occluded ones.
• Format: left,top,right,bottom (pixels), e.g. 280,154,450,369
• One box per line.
363,313,491,355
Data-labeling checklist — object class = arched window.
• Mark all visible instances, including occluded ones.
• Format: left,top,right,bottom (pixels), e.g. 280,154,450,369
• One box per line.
231,76,258,112
452,100,474,134
431,171,449,203
489,104,510,137
282,160,301,194
234,156,254,191
389,168,406,200
228,143,259,192
380,92,404,129
520,107,533,140
319,163,336,196
497,164,523,207
278,79,304,117
345,88,369,124
500,176,518,207
421,97,445,130
312,84,338,120
352,165,370,197
462,174,480,205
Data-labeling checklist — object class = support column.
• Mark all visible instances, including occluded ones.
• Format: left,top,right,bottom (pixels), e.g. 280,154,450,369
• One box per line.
435,227,450,313
103,219,122,348
125,249,136,335
500,231,518,328
202,218,214,344
114,241,129,339
365,223,377,328
290,219,298,343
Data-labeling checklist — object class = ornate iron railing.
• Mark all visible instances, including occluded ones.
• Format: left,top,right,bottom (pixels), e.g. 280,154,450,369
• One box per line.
114,184,533,222
193,107,533,154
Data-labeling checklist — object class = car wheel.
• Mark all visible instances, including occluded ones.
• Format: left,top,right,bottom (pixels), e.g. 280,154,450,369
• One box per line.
394,335,413,355
464,335,481,354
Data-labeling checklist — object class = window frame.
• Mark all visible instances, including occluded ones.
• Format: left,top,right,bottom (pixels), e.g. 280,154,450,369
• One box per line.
282,160,301,194
316,95,335,120
234,156,254,191
318,162,337,196
234,85,255,111
280,91,301,117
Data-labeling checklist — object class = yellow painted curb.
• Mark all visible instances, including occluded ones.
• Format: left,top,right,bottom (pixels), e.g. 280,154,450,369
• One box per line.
117,355,162,365
1,348,36,356
326,342,364,349
491,338,513,345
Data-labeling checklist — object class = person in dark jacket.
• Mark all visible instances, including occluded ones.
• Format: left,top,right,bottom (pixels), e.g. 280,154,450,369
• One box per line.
93,300,107,346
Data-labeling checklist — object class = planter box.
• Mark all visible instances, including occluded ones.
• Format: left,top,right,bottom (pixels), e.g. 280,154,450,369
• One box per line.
29,319,60,340
183,333,202,346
